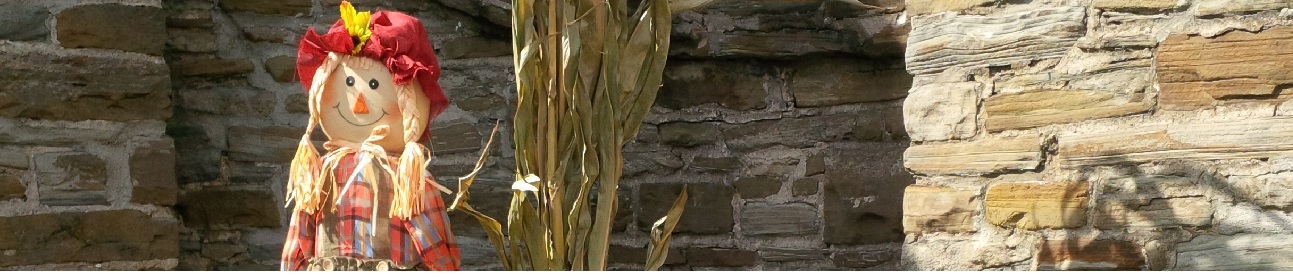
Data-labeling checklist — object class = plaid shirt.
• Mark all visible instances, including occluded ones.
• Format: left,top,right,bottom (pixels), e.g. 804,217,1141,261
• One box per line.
282,153,461,271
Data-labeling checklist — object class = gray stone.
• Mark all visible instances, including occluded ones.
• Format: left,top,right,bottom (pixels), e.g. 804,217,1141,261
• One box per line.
0,146,27,169
0,210,179,267
440,36,512,59
791,62,910,108
741,202,818,236
607,244,686,266
688,156,741,173
734,176,781,199
623,150,684,177
638,182,733,234
658,122,722,148
228,161,277,184
723,113,870,152
686,248,757,267
285,93,309,114
130,139,178,206
0,4,49,41
823,143,911,244
792,178,819,197
56,4,166,55
805,153,825,176
35,151,108,206
166,28,217,53
759,248,828,262
169,55,254,77
176,87,275,116
168,125,222,184
658,60,768,110
0,41,171,122
177,188,280,228
219,0,312,16
833,248,896,268
429,120,483,154
264,56,298,83
227,126,302,163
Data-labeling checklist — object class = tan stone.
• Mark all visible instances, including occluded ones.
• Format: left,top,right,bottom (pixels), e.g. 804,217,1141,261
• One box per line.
1036,239,1144,270
904,82,979,142
170,56,254,77
906,0,994,15
1057,116,1293,167
264,56,297,83
902,185,979,233
985,90,1151,131
1195,0,1293,16
0,41,171,122
906,7,1085,74
1157,26,1293,110
1094,176,1211,229
1092,0,1183,11
904,135,1043,176
984,181,1088,230
1176,234,1293,270
0,210,178,267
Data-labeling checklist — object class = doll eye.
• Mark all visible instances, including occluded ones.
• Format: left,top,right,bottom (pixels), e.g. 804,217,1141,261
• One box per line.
368,79,380,90
345,76,355,87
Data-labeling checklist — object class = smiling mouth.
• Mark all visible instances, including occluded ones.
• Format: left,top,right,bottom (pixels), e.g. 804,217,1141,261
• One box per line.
332,104,388,126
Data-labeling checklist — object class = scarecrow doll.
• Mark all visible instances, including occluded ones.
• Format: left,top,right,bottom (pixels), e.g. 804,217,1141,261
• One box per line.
280,1,459,271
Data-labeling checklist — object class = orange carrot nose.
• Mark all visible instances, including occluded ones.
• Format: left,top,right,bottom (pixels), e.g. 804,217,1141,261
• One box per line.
352,92,370,114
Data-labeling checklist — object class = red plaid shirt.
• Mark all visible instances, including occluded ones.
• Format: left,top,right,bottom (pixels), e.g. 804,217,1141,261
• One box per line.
282,153,461,270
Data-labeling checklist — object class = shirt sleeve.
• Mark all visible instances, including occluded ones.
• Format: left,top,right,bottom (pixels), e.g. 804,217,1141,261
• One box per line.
281,210,319,271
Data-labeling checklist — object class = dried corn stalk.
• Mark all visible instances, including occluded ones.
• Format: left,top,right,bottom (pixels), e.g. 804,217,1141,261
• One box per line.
449,0,710,271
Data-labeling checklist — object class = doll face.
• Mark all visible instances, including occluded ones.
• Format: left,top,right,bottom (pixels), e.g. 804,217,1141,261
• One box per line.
318,56,428,151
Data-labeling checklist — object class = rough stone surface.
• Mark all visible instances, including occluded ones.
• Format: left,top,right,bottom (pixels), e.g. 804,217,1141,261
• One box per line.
1036,239,1144,270
1157,27,1293,110
1092,0,1182,11
56,4,166,55
1176,234,1293,270
686,248,757,268
904,82,979,141
0,41,171,122
903,185,979,233
984,182,1088,230
905,0,995,15
638,182,734,235
263,56,297,83
226,126,301,163
1056,117,1293,167
0,173,24,201
985,90,1152,131
791,64,910,108
1195,0,1293,16
657,60,768,111
905,7,1085,74
130,139,178,206
734,176,781,199
904,135,1043,175
1094,176,1211,229
741,202,817,236
823,143,911,245
833,248,897,269
176,188,280,228
0,4,50,41
759,248,828,262
35,152,108,206
219,0,313,16
170,56,254,77
0,210,179,267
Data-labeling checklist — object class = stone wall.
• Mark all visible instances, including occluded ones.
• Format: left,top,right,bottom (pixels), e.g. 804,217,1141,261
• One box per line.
901,0,1293,270
0,0,180,270
157,0,915,271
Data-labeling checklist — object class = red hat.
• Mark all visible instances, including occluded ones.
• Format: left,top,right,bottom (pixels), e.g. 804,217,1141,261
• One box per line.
296,7,447,142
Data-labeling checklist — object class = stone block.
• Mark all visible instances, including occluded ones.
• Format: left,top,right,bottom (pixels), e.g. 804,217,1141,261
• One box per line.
724,112,892,151
833,248,897,269
228,161,277,184
823,143,910,244
1056,117,1293,167
741,202,817,236
177,188,280,228
904,82,979,141
130,139,178,206
0,4,50,41
903,185,979,233
1157,26,1293,110
688,156,741,173
791,62,910,108
607,244,685,266
170,56,255,77
985,90,1152,132
167,125,222,184
264,56,297,83
734,176,781,199
657,60,768,110
0,41,171,122
658,122,721,148
1092,0,1183,12
285,93,310,114
219,0,313,16
984,181,1088,230
1036,239,1144,270
906,0,994,15
638,182,733,234
56,4,166,55
1093,176,1211,229
34,151,108,206
904,134,1043,176
439,36,511,60
0,210,179,267
226,126,301,163
175,87,275,116
906,7,1085,74
791,178,818,197
1176,234,1293,270
0,146,27,169
686,248,757,267
166,28,217,53
1195,0,1293,16
759,248,828,262
429,120,482,154
0,173,24,201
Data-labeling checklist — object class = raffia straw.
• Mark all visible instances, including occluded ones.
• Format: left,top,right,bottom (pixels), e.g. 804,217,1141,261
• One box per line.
285,53,344,215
